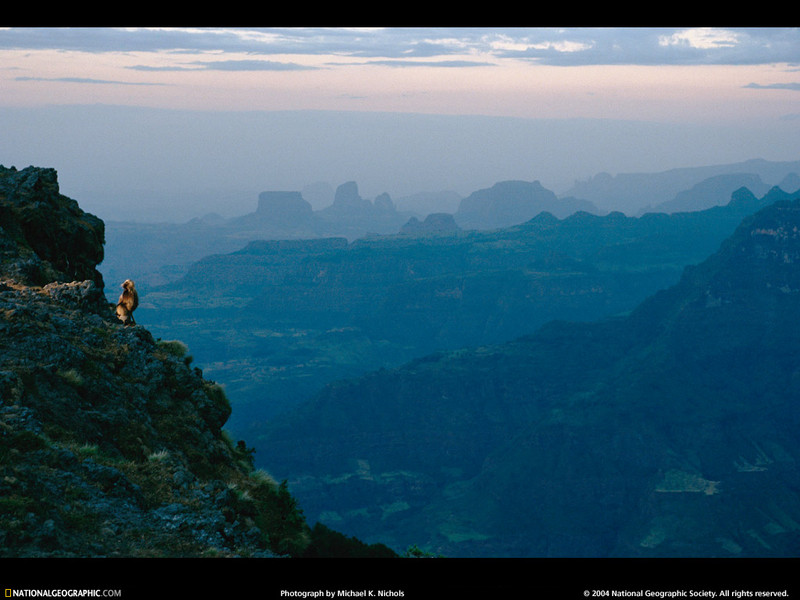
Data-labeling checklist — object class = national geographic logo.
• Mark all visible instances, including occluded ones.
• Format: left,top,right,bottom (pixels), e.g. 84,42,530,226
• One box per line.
5,590,122,598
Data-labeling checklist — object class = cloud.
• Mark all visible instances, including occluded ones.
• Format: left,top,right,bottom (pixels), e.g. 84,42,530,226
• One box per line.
128,59,318,72
1,27,797,68
14,76,164,86
744,82,800,91
658,28,741,50
359,59,496,68
497,28,800,66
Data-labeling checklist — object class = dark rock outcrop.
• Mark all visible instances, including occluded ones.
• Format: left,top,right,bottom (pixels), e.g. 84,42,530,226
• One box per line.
0,165,105,291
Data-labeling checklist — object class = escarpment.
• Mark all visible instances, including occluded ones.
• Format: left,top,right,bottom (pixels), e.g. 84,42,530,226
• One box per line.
0,165,395,558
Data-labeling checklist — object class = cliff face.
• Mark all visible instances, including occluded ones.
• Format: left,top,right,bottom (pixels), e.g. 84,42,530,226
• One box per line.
0,166,394,558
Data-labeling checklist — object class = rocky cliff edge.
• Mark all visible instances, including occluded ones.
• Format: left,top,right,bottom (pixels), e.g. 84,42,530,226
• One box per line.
0,165,395,558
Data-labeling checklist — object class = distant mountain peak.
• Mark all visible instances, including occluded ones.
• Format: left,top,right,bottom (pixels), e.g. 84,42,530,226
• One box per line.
455,179,597,230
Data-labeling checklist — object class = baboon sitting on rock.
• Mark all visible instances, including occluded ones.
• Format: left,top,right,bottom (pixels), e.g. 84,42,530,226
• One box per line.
115,279,138,326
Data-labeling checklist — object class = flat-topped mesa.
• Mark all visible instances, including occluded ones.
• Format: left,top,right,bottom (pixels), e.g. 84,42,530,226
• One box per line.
256,191,313,226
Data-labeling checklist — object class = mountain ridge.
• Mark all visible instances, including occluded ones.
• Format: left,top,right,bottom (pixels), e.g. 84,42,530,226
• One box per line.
564,158,800,215
255,190,800,557
137,184,784,429
99,159,800,293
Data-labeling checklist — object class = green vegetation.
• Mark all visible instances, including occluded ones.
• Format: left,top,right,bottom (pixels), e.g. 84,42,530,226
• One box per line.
156,339,190,358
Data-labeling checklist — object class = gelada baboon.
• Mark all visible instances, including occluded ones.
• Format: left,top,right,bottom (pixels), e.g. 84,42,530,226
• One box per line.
115,279,139,326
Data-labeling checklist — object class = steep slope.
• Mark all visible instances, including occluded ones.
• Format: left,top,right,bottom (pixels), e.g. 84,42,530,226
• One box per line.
256,192,800,557
442,196,800,557
0,165,395,558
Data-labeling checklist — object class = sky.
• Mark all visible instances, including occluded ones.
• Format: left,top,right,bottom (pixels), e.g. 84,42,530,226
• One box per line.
1,27,799,221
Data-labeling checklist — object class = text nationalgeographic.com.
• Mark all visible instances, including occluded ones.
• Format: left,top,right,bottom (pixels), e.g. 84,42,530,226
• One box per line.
5,590,122,598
